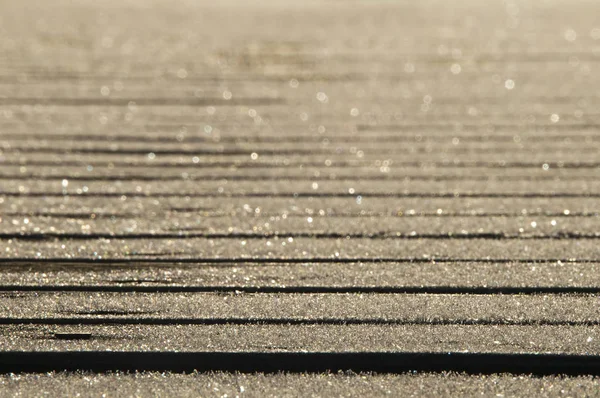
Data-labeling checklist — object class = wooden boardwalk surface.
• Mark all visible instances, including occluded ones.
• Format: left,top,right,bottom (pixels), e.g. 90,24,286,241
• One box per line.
2,0,600,395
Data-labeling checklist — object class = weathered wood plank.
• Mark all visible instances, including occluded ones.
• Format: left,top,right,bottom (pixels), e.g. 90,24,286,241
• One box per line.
1,292,599,325
0,261,597,291
3,372,600,398
1,324,598,355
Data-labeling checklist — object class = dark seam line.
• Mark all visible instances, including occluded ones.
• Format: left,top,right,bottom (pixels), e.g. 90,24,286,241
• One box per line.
1,285,599,294
0,318,596,326
2,134,600,143
0,232,599,240
3,193,600,198
5,147,600,155
356,123,600,131
3,121,597,129
0,258,595,264
2,351,600,375
1,161,599,168
1,211,597,218
1,175,599,182
0,98,285,106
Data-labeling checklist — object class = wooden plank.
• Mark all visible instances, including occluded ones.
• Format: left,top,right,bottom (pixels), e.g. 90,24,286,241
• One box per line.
0,261,597,292
2,372,600,398
0,215,597,236
4,196,598,215
0,292,599,324
3,179,600,197
2,0,600,382
2,238,600,260
1,324,599,355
